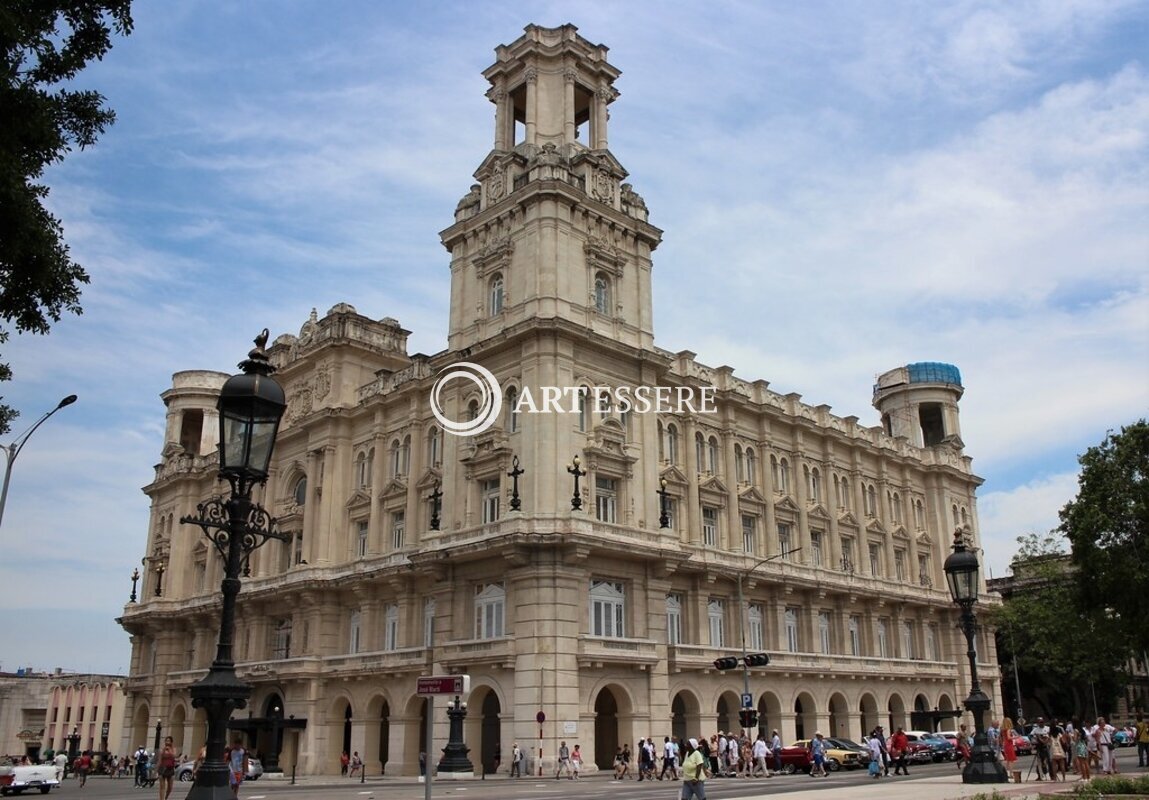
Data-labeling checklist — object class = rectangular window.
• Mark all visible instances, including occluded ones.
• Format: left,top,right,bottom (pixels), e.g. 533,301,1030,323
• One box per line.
391,511,405,550
708,598,725,648
273,619,292,660
848,615,861,656
666,594,682,646
869,543,882,576
349,611,361,655
595,476,618,523
918,553,932,587
424,598,435,648
741,514,757,554
841,537,854,572
810,530,823,566
877,618,889,658
591,581,625,638
748,604,765,651
785,608,799,653
894,549,906,581
778,522,793,559
926,623,939,661
475,584,506,639
384,605,399,651
481,479,501,524
356,520,368,557
702,506,717,546
901,620,914,659
818,611,832,655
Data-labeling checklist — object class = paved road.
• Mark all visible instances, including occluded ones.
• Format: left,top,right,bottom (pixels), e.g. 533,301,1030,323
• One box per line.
34,759,1088,800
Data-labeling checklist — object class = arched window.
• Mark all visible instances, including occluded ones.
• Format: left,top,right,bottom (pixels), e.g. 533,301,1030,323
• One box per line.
746,448,756,484
695,433,706,472
390,439,402,476
866,484,877,516
594,272,611,314
293,476,308,506
489,274,504,315
779,458,790,493
808,467,822,503
577,387,589,431
666,424,679,465
506,387,519,432
892,492,903,523
427,427,441,468
401,435,411,475
355,452,368,488
468,399,480,421
658,422,665,461
707,436,719,474
735,444,744,482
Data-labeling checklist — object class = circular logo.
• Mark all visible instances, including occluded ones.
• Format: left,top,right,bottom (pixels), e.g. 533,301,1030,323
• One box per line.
430,362,503,436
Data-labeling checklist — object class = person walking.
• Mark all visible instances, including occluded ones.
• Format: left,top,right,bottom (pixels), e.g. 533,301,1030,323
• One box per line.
771,729,783,775
76,751,91,788
890,727,910,775
339,751,349,776
1136,712,1149,769
554,741,572,779
571,744,582,779
226,739,248,799
752,733,770,777
809,732,828,777
510,742,522,777
349,751,362,778
679,738,708,800
660,736,679,780
157,737,177,800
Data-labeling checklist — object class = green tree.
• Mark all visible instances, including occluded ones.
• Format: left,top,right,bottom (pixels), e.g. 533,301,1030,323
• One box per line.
1061,420,1149,654
988,532,1128,720
0,1,134,433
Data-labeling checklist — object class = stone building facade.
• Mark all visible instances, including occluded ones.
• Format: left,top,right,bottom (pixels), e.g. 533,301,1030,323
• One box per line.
119,24,1002,777
0,671,127,761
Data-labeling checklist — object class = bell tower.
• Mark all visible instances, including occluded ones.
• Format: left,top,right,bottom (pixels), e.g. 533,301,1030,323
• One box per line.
440,24,662,352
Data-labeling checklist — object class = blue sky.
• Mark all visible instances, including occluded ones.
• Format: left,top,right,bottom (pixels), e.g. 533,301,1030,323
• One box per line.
1,1,1145,676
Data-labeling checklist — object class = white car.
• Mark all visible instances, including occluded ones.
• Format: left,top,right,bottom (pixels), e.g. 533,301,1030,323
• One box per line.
175,757,262,783
0,763,60,795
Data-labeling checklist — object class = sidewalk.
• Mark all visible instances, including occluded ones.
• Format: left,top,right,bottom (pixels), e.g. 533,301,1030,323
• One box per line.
734,774,1082,800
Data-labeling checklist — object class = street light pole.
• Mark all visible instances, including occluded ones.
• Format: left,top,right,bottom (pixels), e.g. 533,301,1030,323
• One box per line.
944,527,1008,784
736,548,801,708
0,394,77,528
181,331,287,800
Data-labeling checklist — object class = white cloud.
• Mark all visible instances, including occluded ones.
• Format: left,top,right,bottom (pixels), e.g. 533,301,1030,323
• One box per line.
977,471,1080,577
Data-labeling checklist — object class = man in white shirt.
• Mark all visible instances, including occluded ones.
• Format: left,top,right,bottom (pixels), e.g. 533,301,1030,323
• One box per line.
752,734,771,777
661,736,679,780
1094,717,1114,775
1031,718,1052,779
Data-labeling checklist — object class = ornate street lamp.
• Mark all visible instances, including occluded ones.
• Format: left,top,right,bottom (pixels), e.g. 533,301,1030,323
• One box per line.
182,331,288,800
567,455,585,511
129,568,140,603
944,527,1008,784
437,696,473,774
0,394,77,528
657,478,671,529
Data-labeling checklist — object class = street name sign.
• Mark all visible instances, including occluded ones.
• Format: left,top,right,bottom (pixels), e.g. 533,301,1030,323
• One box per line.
417,674,471,695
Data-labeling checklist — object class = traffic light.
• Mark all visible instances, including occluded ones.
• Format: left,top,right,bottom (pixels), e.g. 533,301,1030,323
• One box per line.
738,708,759,729
744,652,770,667
713,656,740,670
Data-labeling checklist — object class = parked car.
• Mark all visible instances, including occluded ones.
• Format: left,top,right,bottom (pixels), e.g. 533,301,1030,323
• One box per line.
1007,731,1032,756
175,757,262,783
902,740,934,764
0,763,59,795
825,737,870,769
905,731,951,763
775,745,813,774
791,739,864,771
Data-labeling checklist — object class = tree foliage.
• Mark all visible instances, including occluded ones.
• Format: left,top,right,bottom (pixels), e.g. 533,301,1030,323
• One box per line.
1061,420,1149,654
0,1,134,433
987,538,1128,720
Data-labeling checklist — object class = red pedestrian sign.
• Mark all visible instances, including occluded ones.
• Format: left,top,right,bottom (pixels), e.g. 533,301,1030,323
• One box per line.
417,675,471,695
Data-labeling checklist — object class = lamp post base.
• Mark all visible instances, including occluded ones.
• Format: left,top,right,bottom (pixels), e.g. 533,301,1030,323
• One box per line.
961,751,1010,784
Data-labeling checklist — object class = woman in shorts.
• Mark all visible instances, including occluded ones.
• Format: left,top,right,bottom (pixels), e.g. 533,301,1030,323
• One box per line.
157,737,177,800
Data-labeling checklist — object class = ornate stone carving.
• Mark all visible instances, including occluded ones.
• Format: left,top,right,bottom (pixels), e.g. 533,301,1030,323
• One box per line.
591,168,616,204
488,162,507,202
473,236,514,279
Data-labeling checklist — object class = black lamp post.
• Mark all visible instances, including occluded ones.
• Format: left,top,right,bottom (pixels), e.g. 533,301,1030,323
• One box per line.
154,562,166,597
129,568,140,603
507,455,523,511
428,483,442,531
65,728,80,775
154,720,162,753
657,478,670,528
437,696,473,773
567,455,585,511
943,527,1008,784
181,331,288,800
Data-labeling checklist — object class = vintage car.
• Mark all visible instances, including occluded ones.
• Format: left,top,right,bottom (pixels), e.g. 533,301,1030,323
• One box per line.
774,745,813,774
0,763,59,795
1007,730,1033,756
790,739,864,771
174,757,263,783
